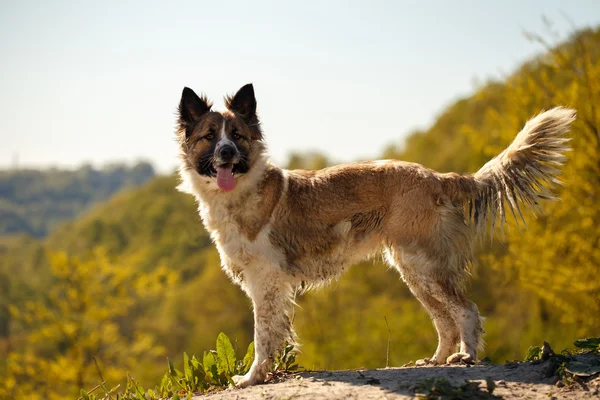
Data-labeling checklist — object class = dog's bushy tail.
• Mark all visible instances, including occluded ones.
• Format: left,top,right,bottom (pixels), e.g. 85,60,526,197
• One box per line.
442,107,576,237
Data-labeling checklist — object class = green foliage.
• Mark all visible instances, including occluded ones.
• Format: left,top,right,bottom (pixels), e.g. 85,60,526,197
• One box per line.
564,338,600,379
215,332,236,375
524,346,543,362
521,338,600,384
0,250,174,400
78,332,255,399
574,338,600,352
272,343,300,380
0,162,154,237
243,342,255,370
564,361,600,378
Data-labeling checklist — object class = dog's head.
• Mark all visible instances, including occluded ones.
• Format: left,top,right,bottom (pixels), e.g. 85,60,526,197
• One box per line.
177,84,264,192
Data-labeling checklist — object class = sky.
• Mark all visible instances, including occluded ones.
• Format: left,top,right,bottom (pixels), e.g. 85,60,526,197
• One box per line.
1,0,599,173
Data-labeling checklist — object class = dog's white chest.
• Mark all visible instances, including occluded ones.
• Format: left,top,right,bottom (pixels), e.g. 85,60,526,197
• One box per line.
220,226,283,269
201,205,283,269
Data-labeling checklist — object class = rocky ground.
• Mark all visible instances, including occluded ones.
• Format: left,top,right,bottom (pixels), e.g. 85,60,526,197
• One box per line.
194,353,600,400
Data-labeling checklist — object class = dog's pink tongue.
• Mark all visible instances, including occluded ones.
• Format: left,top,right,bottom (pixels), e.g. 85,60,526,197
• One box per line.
216,166,236,191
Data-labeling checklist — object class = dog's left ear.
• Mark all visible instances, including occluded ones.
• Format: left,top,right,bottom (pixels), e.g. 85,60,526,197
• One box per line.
225,83,258,125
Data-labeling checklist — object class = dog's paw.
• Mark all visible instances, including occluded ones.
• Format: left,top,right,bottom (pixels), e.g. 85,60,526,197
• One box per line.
232,374,252,388
232,372,261,388
415,357,438,366
446,352,474,364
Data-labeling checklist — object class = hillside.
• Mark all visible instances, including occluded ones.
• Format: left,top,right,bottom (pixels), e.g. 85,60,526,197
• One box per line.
1,27,599,399
0,162,155,237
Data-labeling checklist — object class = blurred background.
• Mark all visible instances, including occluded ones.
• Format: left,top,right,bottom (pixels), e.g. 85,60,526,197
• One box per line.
1,1,599,398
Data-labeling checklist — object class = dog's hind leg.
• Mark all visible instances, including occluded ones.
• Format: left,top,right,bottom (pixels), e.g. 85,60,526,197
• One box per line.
385,250,460,364
232,266,296,388
407,280,460,365
415,201,483,364
431,287,483,364
386,245,482,364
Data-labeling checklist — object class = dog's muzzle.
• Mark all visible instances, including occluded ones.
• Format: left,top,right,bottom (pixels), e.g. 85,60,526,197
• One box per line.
215,143,240,165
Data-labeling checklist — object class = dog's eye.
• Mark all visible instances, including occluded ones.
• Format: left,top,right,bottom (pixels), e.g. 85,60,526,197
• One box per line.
231,128,242,140
205,133,214,140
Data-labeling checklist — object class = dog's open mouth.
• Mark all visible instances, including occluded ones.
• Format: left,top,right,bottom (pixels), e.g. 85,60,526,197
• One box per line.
216,163,236,191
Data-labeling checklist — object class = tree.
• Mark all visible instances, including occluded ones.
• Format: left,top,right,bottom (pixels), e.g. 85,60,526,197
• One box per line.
0,249,176,400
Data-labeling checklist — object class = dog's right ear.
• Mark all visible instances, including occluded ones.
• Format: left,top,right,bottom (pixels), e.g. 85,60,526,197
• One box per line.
178,87,212,135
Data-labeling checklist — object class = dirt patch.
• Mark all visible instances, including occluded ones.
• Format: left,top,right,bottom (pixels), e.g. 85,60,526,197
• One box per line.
194,356,600,399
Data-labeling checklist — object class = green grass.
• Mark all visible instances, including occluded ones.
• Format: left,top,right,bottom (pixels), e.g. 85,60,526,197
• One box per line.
79,332,299,399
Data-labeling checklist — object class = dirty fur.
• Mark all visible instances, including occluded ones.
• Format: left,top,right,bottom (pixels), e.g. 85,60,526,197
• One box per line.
175,83,576,387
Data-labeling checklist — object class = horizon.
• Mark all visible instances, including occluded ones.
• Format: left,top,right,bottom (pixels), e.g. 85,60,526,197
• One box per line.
1,1,600,173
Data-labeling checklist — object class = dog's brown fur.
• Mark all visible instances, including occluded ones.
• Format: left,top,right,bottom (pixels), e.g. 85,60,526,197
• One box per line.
176,84,576,387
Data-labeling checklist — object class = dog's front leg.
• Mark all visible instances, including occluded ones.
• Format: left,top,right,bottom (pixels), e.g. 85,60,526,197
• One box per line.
233,267,295,388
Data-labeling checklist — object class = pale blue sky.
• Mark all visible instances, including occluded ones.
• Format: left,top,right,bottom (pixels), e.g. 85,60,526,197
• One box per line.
1,0,599,173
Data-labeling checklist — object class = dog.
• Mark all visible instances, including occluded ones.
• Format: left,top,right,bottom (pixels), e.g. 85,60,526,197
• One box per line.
175,83,575,387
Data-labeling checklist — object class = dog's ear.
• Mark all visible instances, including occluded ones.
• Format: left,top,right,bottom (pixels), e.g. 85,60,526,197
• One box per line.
225,84,262,139
178,87,212,135
225,83,258,125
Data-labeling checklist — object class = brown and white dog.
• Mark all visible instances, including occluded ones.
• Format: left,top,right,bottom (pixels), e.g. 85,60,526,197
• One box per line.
176,83,575,387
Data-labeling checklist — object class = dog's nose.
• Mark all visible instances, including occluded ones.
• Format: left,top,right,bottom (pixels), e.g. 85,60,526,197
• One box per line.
219,145,236,161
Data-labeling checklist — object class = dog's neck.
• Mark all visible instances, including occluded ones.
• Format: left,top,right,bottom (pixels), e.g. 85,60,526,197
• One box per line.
178,153,273,206
178,154,284,240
